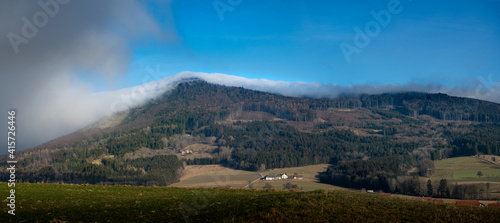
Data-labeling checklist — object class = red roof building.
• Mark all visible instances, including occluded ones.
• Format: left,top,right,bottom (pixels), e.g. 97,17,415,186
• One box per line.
452,200,481,206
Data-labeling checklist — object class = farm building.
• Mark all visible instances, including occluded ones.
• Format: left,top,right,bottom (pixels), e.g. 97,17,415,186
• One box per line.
452,200,484,206
293,175,303,180
264,174,281,180
263,173,288,180
180,149,193,154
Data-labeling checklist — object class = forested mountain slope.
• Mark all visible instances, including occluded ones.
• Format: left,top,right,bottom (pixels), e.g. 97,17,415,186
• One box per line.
1,80,499,187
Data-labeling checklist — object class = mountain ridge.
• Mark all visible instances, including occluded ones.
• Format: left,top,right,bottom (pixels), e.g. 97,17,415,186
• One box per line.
33,79,500,150
1,80,499,188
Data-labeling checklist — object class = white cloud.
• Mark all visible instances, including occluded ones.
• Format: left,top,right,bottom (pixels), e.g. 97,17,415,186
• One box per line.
102,72,500,120
140,71,500,102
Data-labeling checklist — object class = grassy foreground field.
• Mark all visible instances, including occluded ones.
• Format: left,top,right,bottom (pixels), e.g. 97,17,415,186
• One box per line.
2,183,500,222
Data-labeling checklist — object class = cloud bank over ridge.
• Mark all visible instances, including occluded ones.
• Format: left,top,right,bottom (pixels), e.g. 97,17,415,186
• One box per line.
108,71,500,117
2,70,500,154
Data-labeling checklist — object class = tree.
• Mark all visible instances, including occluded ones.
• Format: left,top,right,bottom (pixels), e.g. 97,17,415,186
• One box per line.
417,159,435,177
486,182,491,199
437,179,449,197
263,182,273,189
477,171,483,178
283,182,298,190
259,163,266,171
427,179,433,197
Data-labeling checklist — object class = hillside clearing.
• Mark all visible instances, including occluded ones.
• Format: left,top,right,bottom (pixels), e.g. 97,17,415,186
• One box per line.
170,166,260,188
254,164,345,191
172,164,344,191
431,156,500,198
432,156,500,181
178,165,238,181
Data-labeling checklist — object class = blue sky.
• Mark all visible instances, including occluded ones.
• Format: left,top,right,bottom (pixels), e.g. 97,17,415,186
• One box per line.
111,0,500,91
1,0,499,151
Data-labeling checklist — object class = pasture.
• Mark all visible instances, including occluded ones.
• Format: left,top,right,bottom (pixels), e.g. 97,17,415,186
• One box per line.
171,164,342,191
431,156,500,198
432,156,500,182
1,183,499,222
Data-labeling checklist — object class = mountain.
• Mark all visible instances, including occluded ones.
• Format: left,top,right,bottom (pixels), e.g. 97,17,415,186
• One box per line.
1,80,499,189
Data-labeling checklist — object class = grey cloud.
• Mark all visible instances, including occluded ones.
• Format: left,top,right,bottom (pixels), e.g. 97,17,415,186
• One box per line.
183,72,500,103
105,71,500,117
0,0,172,151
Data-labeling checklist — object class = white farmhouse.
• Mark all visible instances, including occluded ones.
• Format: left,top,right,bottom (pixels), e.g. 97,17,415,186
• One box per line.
263,173,288,180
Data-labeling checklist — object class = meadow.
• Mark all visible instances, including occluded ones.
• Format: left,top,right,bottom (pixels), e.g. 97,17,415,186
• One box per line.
171,164,343,191
431,156,500,198
1,182,500,222
432,156,500,181
251,164,345,191
170,165,261,188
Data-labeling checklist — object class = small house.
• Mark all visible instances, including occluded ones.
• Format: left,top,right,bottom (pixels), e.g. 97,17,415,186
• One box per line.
264,174,282,180
281,173,288,179
264,175,274,180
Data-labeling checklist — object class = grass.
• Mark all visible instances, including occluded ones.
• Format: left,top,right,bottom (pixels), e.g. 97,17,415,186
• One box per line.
392,194,500,205
254,164,345,191
431,156,500,199
170,168,261,188
1,183,499,222
452,170,500,180
432,156,500,181
252,179,344,191
171,164,343,191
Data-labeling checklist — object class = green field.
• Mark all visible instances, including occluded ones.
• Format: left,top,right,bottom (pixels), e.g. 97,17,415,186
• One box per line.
253,164,345,191
451,170,500,180
171,164,343,191
171,169,261,188
431,156,500,199
1,183,499,222
432,156,500,182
